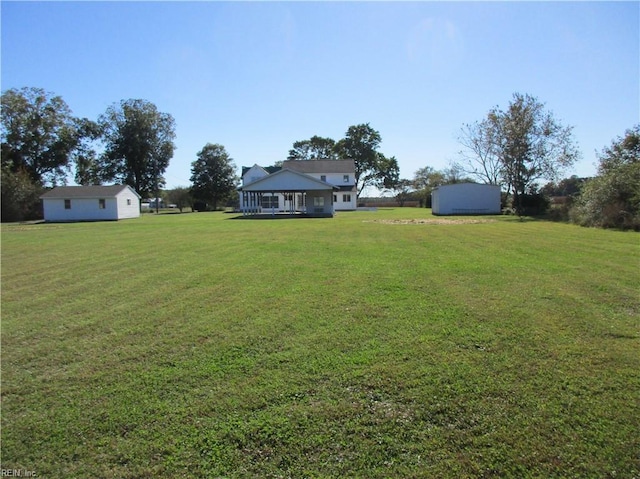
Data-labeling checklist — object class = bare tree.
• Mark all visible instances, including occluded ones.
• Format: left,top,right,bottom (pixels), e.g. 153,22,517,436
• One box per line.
456,118,502,185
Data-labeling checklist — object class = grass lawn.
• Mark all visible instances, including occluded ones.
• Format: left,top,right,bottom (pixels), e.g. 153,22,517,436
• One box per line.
1,209,639,478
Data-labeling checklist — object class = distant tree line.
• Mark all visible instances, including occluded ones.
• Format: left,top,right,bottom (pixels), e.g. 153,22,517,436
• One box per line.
2,87,637,229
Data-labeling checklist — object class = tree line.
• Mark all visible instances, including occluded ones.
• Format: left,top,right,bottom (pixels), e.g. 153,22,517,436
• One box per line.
2,87,637,229
1,87,400,220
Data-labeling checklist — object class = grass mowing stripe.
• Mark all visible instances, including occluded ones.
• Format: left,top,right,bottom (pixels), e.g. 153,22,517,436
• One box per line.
2,210,639,478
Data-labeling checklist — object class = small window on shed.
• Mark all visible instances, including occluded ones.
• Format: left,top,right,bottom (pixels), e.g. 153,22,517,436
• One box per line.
99,199,106,209
64,199,71,209
127,199,132,206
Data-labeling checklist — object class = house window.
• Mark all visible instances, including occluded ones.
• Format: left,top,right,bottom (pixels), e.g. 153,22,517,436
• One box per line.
343,175,350,182
320,175,327,182
313,197,324,207
261,195,279,209
99,199,106,209
343,194,352,203
333,195,337,203
64,199,71,209
127,199,132,206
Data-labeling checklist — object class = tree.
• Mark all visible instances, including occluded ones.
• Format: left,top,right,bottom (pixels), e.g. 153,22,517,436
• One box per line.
190,143,238,211
335,123,398,197
392,179,414,207
1,87,78,186
442,163,474,184
98,99,176,198
1,166,44,222
165,187,192,213
459,93,580,214
570,125,640,230
413,166,445,207
491,93,580,214
73,118,104,185
540,175,587,198
287,136,338,161
456,118,502,185
376,153,400,190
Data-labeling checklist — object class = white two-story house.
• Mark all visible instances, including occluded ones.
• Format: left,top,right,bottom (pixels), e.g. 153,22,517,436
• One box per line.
239,160,357,217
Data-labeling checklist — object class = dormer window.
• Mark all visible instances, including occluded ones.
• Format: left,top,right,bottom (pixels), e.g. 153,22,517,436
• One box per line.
321,175,327,182
343,175,350,182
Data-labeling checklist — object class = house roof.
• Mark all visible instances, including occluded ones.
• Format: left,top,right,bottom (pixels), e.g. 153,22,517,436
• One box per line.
40,185,141,199
240,168,339,192
241,164,282,177
335,185,357,192
283,159,355,174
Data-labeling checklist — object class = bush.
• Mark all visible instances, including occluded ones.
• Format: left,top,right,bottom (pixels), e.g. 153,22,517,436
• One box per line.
570,125,640,230
1,168,44,222
570,174,640,230
518,193,549,216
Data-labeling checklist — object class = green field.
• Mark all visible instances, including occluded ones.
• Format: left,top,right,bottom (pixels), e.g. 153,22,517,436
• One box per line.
2,209,639,478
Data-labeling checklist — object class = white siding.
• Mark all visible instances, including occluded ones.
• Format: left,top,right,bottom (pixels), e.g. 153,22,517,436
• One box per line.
242,165,269,185
432,183,501,215
308,172,356,211
333,192,357,210
41,186,140,221
116,191,140,219
43,197,119,221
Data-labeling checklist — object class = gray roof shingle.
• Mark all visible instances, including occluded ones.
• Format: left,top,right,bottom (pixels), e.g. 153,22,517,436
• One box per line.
282,159,355,174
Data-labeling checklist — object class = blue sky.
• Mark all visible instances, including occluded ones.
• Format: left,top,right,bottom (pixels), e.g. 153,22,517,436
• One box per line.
2,1,638,191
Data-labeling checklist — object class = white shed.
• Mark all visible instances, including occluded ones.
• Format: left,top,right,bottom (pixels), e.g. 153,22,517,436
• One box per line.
431,183,501,215
40,185,141,222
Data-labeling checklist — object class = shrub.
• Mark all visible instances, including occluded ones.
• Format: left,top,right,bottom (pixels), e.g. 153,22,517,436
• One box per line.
570,125,640,230
1,167,44,222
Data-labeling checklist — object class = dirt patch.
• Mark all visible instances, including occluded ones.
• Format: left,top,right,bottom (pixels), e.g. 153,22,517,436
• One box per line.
364,218,497,225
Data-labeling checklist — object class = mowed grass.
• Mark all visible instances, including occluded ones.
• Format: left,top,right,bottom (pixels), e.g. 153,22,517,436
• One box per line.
1,209,639,478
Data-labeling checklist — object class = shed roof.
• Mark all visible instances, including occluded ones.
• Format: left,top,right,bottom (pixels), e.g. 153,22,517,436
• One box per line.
432,182,500,192
40,185,140,199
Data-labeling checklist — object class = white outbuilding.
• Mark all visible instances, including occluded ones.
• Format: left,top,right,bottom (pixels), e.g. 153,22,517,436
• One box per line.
40,185,141,222
431,183,501,216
